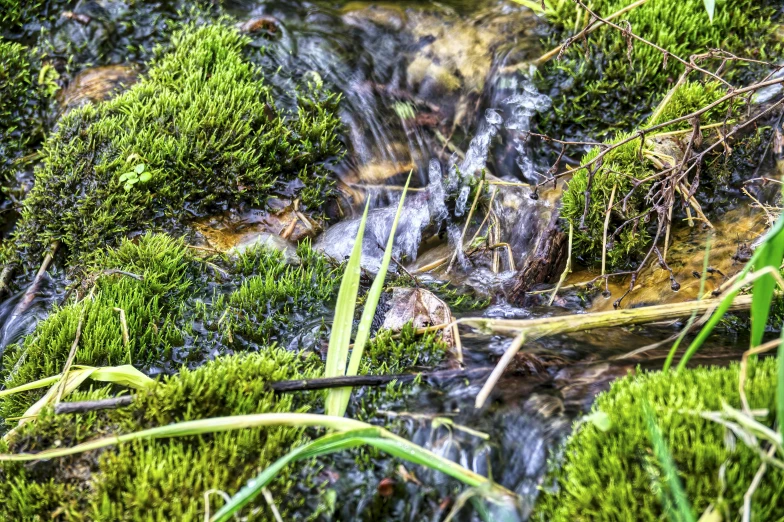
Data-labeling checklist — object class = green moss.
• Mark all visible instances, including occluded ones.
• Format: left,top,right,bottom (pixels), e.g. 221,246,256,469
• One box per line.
539,0,778,137
0,321,448,521
0,39,51,182
534,357,784,521
560,132,653,265
0,234,197,420
560,80,737,266
0,348,324,521
11,21,343,267
205,241,339,349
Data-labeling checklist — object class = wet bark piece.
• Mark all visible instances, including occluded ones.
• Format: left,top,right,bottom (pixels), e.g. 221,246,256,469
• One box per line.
508,211,568,305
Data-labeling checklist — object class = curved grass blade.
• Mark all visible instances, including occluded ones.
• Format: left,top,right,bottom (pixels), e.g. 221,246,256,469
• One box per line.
329,171,412,417
677,214,784,372
324,201,371,416
0,413,370,461
212,426,507,521
210,429,378,521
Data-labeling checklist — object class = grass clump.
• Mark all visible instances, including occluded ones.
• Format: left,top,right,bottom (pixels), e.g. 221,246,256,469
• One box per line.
11,21,343,267
538,0,778,138
534,357,784,521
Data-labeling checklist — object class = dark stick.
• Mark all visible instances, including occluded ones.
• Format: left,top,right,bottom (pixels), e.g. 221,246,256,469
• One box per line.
54,395,134,415
52,368,495,415
268,367,493,393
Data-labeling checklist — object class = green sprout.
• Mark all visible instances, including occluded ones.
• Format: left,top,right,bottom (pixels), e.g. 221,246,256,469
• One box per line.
117,163,152,191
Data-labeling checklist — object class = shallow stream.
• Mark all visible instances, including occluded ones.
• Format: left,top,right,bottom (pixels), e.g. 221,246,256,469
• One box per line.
0,0,775,519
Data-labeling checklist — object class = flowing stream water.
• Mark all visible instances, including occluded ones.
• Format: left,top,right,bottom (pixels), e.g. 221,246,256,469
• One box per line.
0,0,771,519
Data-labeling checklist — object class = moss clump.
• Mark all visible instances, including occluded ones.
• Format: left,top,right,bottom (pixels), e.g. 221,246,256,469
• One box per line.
201,242,339,351
0,349,324,521
11,21,343,267
538,0,778,138
560,80,733,265
534,357,784,521
0,233,197,421
0,39,52,179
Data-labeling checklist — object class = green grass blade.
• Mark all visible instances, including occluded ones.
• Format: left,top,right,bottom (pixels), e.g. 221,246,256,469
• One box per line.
678,213,784,372
324,201,371,416
703,0,715,22
779,330,784,441
750,228,784,347
643,400,695,522
663,237,712,372
91,365,156,390
213,426,508,521
211,429,376,521
0,413,371,461
329,171,412,417
0,374,63,397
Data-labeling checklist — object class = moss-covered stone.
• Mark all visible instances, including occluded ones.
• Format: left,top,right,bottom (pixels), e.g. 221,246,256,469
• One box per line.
0,323,448,521
10,21,343,268
0,227,451,520
534,357,784,521
538,0,778,138
559,80,737,266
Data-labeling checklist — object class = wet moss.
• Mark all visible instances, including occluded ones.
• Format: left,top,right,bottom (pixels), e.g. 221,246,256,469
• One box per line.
0,233,197,421
0,39,53,182
538,0,778,138
10,21,343,268
203,242,339,350
0,324,448,521
534,357,784,521
0,349,324,521
559,80,737,266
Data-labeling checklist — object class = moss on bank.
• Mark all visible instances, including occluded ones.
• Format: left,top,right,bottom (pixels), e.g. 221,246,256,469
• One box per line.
0,231,450,519
10,21,343,268
534,357,784,521
537,0,778,138
560,80,742,265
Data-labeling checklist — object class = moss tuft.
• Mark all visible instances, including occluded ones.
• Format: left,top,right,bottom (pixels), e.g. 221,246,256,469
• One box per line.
0,233,196,421
560,132,653,265
534,357,784,521
559,80,737,265
538,0,778,138
11,21,343,267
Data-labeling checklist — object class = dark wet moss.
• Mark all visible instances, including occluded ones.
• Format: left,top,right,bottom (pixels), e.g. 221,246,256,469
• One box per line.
10,21,343,268
534,357,784,521
0,234,197,421
0,310,449,521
